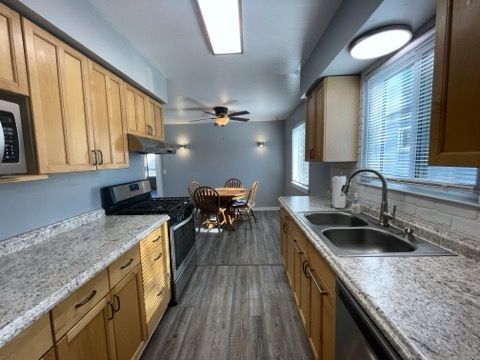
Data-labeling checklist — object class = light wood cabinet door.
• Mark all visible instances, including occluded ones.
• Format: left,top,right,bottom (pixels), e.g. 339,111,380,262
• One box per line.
145,97,164,138
292,237,303,307
23,19,95,173
124,84,148,135
0,3,28,95
89,61,128,169
305,76,359,162
280,209,289,267
154,101,164,140
429,0,480,166
56,296,116,360
41,348,57,360
286,229,295,288
111,266,147,360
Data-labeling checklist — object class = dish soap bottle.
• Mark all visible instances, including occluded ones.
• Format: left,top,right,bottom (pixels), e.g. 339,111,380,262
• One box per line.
351,192,361,214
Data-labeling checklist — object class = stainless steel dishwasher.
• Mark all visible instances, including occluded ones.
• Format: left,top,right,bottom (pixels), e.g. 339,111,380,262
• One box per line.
335,280,401,360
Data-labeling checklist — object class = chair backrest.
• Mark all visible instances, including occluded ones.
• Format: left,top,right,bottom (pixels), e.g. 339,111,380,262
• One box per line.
193,186,221,212
224,178,242,188
188,181,201,199
247,181,259,207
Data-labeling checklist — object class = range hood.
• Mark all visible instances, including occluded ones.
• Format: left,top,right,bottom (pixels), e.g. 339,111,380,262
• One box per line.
128,133,176,154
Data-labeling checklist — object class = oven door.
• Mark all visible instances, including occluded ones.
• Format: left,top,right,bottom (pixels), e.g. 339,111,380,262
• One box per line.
0,99,26,175
169,213,196,280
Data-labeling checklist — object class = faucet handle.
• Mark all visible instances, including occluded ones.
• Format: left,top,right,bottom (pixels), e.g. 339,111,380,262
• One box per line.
391,205,397,218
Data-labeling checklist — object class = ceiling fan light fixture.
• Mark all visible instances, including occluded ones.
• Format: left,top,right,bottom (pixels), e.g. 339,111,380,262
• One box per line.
215,115,230,127
349,25,412,60
196,0,243,55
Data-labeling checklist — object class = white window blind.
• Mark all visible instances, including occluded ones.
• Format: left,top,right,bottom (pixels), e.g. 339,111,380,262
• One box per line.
292,123,309,188
363,32,478,186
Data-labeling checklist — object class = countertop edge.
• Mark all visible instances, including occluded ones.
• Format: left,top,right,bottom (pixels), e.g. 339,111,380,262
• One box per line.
0,215,169,348
278,197,423,360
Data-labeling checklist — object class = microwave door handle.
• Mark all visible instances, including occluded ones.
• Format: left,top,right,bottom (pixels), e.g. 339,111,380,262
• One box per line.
0,122,4,163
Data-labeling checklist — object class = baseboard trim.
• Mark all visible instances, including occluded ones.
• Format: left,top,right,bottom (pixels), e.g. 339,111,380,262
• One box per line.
254,206,280,211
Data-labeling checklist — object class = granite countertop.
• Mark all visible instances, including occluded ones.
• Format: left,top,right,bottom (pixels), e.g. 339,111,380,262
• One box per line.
279,196,480,360
0,212,169,347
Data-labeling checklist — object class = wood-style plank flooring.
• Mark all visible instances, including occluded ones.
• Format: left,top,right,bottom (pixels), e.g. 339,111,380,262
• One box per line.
141,211,312,360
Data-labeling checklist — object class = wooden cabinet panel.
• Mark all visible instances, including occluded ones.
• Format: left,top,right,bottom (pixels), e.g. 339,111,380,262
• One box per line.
125,84,150,136
134,92,146,134
146,97,164,138
41,348,56,360
89,61,128,169
280,208,289,267
429,0,480,166
154,102,164,139
52,269,109,340
111,266,146,360
0,314,53,360
140,223,171,335
56,296,115,360
286,229,295,288
108,245,141,288
23,19,95,173
305,76,359,162
0,3,28,95
125,85,137,132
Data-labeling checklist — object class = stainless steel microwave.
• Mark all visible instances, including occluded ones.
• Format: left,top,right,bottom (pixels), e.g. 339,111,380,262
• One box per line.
0,99,26,175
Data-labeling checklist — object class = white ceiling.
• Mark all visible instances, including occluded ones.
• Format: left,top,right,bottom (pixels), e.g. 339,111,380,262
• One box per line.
86,0,342,124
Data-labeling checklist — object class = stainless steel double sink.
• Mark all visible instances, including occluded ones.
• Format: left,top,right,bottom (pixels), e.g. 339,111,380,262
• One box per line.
299,211,454,257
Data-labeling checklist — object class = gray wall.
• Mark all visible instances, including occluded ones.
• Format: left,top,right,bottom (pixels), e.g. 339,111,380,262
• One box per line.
8,0,168,102
0,154,146,241
162,121,285,207
284,103,331,198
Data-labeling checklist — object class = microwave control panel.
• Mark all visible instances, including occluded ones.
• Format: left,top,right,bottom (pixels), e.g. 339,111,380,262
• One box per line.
0,110,20,164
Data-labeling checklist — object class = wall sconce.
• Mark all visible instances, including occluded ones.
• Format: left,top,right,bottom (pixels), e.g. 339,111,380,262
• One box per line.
179,144,188,150
256,141,265,148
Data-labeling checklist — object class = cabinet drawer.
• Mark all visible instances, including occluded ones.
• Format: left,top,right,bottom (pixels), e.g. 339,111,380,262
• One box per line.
140,227,166,254
51,269,109,340
308,244,335,296
0,314,53,360
109,245,140,287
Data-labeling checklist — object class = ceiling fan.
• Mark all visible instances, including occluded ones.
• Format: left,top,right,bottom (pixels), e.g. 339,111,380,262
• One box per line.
189,106,250,126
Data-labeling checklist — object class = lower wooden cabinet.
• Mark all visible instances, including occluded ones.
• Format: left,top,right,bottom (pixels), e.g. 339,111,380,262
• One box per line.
56,296,116,360
280,208,336,360
0,313,54,360
280,208,289,268
110,266,146,360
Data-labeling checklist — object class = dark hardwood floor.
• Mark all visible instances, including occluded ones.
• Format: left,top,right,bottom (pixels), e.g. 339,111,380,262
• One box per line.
141,211,312,360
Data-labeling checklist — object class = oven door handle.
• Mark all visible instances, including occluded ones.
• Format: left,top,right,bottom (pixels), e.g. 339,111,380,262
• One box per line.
0,121,4,163
171,212,194,231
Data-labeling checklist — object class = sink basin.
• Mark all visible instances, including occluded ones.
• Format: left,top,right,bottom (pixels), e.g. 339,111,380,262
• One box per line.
304,212,368,227
322,228,415,254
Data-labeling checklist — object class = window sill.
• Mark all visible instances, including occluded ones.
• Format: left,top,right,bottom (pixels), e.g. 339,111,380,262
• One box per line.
356,178,480,209
291,181,309,194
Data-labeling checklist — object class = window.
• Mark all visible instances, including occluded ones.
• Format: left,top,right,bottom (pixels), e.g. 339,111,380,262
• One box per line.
145,154,156,177
362,31,478,187
292,122,309,190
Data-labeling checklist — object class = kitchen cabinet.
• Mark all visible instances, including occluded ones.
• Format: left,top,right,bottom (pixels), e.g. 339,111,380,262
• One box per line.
280,209,336,360
305,76,359,162
145,97,164,139
125,84,148,136
56,295,116,360
89,61,129,169
140,223,171,335
0,3,28,95
280,207,289,268
429,0,480,166
110,266,147,360
0,314,54,360
24,19,96,173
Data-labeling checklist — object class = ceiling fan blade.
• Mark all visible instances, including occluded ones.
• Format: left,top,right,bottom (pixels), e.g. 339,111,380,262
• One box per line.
230,117,250,122
189,118,214,122
204,111,216,116
228,111,249,117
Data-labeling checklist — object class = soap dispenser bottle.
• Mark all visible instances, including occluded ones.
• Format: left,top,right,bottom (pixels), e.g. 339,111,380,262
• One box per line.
351,192,361,213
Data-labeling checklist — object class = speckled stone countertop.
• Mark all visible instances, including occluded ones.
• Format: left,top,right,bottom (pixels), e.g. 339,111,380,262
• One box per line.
0,211,169,347
279,196,480,360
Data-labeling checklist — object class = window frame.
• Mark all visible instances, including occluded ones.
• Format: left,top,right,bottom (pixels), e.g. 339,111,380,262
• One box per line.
359,28,480,192
291,122,309,192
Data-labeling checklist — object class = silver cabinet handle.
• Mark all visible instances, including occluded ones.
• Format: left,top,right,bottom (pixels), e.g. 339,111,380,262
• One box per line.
0,122,4,163
307,267,328,295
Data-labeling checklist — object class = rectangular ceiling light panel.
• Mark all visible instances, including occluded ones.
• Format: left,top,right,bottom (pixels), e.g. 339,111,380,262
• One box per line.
197,0,242,54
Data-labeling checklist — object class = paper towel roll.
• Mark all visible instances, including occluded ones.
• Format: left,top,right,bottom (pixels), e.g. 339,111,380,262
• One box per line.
331,176,347,209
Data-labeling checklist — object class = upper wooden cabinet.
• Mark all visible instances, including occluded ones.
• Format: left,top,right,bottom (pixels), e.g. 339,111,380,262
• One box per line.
88,61,129,169
429,0,480,166
305,76,360,162
23,19,96,173
24,19,129,173
146,97,164,139
0,3,28,95
125,84,147,135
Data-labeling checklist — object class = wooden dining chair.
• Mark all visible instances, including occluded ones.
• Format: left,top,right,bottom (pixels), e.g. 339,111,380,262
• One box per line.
188,181,201,218
231,181,258,226
193,186,227,234
224,178,242,188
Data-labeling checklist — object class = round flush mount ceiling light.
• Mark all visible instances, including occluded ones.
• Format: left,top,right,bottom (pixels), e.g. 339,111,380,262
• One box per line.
349,25,412,60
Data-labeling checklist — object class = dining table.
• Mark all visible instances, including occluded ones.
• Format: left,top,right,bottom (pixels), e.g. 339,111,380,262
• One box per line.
215,187,248,230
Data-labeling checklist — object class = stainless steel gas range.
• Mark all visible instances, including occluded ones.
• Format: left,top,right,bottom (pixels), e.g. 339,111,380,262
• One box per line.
101,179,196,304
